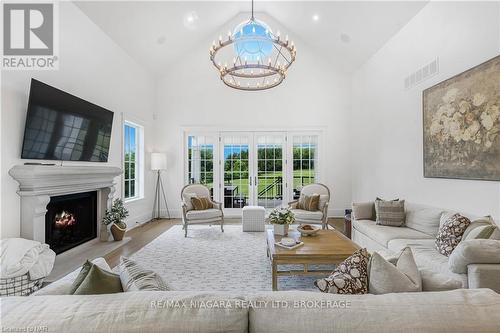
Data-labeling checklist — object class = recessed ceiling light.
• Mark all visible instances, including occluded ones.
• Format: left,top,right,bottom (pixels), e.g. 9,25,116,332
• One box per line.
183,11,199,30
340,33,351,43
312,14,319,22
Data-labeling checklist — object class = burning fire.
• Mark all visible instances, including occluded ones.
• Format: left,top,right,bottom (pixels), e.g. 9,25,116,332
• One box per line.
54,211,76,228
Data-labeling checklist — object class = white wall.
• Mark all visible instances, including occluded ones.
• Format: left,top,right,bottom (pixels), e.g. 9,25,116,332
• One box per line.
1,2,156,238
155,13,352,217
352,2,500,218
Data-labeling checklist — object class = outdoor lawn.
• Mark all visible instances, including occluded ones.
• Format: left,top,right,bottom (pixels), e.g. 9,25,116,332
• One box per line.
204,169,315,198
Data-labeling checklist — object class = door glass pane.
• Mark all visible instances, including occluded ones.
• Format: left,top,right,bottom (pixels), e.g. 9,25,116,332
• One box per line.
292,135,318,199
187,135,214,198
223,136,249,208
257,135,283,208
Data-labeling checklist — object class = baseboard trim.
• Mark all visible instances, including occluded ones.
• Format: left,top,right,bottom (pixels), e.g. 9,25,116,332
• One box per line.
127,208,345,224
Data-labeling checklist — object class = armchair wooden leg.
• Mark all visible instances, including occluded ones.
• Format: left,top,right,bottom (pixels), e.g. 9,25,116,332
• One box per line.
221,218,224,232
184,223,188,237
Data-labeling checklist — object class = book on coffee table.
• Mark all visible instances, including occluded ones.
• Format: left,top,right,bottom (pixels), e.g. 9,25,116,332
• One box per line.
274,241,304,250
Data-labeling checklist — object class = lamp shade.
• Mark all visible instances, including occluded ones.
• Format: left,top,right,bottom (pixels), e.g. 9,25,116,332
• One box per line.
151,153,167,170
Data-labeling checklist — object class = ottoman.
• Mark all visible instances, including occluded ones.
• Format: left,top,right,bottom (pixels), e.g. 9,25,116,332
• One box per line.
242,206,266,232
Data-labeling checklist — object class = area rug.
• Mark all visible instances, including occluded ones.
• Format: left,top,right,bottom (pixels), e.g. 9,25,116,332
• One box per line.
125,225,333,292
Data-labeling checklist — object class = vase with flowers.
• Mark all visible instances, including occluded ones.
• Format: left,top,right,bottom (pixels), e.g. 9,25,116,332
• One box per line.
269,207,295,236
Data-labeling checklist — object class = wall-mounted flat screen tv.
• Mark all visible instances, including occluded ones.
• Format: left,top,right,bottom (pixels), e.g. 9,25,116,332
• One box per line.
21,79,114,162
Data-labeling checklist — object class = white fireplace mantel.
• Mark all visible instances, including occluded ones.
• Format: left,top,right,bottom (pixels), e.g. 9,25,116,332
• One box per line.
9,165,122,244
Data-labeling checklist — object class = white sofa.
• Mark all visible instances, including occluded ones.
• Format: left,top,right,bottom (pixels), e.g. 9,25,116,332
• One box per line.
2,257,500,332
352,201,500,292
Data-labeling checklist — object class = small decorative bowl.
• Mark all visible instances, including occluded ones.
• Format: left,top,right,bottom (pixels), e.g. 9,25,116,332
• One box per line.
280,237,296,246
297,224,320,236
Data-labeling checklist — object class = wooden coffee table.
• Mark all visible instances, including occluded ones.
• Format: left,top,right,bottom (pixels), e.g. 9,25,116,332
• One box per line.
266,228,360,290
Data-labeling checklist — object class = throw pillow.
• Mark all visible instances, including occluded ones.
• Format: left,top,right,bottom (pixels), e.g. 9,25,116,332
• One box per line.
352,202,376,220
118,257,168,291
368,247,422,294
314,248,370,294
375,199,405,227
182,192,197,211
71,261,123,295
297,194,320,211
461,216,494,239
435,213,471,256
191,196,212,210
463,225,497,240
376,197,399,201
69,260,93,294
318,195,329,211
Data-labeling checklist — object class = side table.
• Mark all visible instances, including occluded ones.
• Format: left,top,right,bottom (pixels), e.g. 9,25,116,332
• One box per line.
344,214,352,239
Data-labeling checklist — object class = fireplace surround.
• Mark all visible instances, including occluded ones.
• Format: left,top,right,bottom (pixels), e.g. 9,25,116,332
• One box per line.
9,165,122,249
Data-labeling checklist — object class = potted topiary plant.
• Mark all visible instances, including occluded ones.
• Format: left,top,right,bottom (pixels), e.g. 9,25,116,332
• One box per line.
269,207,295,236
102,199,129,241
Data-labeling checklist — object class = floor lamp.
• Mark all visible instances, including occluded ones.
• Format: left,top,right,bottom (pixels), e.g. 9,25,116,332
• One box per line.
151,152,170,220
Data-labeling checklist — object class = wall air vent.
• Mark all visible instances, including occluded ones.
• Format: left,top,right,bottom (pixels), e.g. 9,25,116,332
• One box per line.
404,58,439,90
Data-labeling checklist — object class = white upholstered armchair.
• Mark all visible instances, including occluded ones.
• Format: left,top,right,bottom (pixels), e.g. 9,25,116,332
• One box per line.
288,183,330,229
181,184,224,237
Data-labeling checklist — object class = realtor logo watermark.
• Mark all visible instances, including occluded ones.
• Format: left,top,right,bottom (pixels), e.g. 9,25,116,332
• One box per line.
2,2,59,69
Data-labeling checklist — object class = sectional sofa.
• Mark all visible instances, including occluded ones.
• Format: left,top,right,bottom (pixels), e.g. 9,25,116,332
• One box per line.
352,201,500,292
1,257,500,332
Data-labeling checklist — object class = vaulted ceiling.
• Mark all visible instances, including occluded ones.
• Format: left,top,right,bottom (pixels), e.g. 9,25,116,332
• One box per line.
75,1,427,76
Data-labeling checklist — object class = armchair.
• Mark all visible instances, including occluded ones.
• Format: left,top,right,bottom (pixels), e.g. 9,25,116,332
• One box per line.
181,184,224,237
288,183,330,229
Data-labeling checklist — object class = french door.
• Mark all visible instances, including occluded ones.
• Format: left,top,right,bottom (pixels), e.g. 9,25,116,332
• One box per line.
185,131,320,213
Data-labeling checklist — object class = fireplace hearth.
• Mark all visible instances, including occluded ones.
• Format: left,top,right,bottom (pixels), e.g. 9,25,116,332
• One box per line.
45,191,98,254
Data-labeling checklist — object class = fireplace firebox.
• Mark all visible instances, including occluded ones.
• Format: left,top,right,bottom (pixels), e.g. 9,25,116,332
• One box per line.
45,191,98,254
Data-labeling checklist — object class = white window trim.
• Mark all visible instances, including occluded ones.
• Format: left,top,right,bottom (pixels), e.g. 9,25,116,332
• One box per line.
182,128,325,208
123,120,145,202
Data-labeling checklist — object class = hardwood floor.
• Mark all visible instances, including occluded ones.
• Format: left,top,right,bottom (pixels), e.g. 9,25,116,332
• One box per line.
104,217,346,268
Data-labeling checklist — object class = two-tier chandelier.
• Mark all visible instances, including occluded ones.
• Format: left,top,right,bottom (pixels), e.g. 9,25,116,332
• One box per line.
209,0,296,91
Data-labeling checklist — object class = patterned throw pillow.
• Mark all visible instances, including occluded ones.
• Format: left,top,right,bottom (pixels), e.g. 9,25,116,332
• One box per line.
375,199,405,226
435,213,471,256
314,248,370,294
118,257,168,291
191,196,213,210
297,194,320,211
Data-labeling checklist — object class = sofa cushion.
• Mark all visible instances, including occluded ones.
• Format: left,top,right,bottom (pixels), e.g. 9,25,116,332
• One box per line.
186,208,222,220
387,238,436,253
248,289,500,333
2,292,249,333
375,199,406,227
435,213,471,256
353,220,432,247
291,209,323,221
387,238,466,290
405,203,444,237
368,247,422,294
